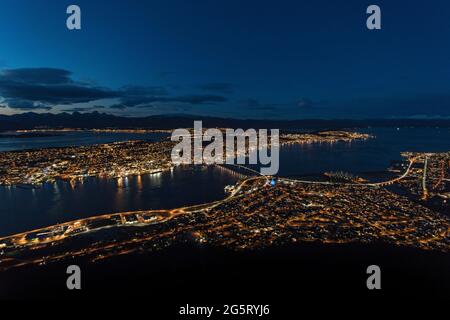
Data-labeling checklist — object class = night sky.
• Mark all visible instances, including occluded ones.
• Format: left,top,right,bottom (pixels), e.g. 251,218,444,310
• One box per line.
1,0,450,119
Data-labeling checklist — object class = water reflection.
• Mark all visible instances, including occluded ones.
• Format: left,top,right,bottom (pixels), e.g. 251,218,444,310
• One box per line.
0,166,239,237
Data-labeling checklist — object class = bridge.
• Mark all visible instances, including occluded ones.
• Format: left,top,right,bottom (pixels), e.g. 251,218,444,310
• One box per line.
279,156,417,188
215,156,417,188
214,163,266,178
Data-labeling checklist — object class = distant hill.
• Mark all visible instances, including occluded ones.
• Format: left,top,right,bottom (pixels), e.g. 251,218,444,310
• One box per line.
1,111,450,131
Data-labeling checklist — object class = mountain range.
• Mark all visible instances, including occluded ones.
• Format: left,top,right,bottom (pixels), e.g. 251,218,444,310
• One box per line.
1,112,450,131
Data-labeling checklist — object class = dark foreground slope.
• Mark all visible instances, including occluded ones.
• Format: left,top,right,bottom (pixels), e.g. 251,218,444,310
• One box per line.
1,242,448,308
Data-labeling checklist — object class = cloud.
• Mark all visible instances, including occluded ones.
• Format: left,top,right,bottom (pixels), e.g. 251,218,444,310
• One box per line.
1,99,51,110
0,68,118,110
0,68,73,85
114,94,227,109
1,83,117,104
120,85,169,97
115,84,228,109
198,82,234,94
110,104,127,110
168,94,227,104
240,98,277,110
63,105,106,113
0,67,230,112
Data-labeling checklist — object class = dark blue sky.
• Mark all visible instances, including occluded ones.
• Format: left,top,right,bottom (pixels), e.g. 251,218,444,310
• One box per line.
1,0,450,119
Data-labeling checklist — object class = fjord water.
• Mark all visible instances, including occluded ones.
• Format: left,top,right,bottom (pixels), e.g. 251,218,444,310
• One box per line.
0,166,240,237
278,127,450,176
0,127,449,237
0,131,169,152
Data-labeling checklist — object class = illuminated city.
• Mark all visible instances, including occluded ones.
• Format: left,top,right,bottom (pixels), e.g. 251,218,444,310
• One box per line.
1,0,450,307
0,130,371,186
0,136,448,271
